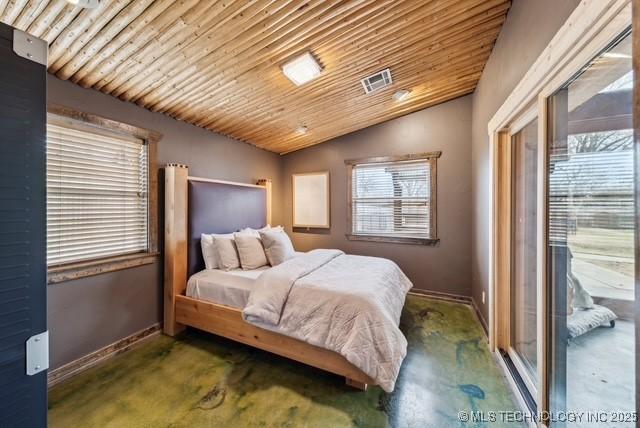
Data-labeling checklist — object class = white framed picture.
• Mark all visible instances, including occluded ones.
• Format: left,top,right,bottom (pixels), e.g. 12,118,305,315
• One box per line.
292,172,330,228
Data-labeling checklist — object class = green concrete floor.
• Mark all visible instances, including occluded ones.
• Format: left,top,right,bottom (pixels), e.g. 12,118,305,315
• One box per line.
48,296,524,427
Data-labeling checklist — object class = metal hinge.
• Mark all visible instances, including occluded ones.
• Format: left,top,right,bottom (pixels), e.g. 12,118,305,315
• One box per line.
26,331,49,376
13,29,47,66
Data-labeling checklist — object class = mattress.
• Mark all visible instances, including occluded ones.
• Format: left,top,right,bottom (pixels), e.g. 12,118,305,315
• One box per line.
186,267,269,309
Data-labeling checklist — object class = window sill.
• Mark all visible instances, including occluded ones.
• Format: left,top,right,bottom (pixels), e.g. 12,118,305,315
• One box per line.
47,252,160,285
345,234,440,246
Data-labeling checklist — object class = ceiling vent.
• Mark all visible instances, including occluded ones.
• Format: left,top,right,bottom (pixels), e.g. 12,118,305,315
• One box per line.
360,68,392,94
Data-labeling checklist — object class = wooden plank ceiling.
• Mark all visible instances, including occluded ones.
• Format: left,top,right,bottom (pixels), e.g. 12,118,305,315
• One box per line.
1,0,510,153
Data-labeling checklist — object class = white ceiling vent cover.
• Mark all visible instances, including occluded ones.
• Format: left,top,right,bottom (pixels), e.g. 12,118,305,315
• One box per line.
361,68,393,94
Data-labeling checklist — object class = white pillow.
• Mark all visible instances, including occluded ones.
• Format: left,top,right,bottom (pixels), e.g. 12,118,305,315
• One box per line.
259,229,296,266
212,235,240,271
240,227,261,238
234,232,268,270
241,225,284,236
201,232,234,269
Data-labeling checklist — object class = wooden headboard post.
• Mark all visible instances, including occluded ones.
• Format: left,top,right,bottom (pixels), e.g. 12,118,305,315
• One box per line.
163,164,188,336
164,169,272,337
257,178,272,225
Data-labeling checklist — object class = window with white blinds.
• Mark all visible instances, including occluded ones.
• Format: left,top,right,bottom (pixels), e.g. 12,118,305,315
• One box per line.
548,131,634,244
350,157,436,240
47,116,149,266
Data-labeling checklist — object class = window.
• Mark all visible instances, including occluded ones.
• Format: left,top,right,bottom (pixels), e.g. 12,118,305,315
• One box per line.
46,106,159,283
346,152,440,245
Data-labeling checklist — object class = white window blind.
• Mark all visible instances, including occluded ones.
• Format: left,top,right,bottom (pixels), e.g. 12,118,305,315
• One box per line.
46,116,149,266
548,131,634,245
351,159,432,239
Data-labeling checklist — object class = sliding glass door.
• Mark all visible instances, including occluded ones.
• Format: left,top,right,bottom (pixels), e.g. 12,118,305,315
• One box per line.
547,30,635,426
509,118,539,399
492,3,637,424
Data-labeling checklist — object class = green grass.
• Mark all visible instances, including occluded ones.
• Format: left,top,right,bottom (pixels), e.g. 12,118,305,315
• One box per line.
568,227,634,277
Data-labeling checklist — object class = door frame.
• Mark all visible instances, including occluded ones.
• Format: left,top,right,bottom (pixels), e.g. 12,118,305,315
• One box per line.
498,105,541,402
632,0,640,420
487,0,633,422
493,104,542,409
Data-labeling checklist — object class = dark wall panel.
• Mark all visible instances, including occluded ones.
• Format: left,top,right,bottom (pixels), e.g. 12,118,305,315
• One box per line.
0,24,47,426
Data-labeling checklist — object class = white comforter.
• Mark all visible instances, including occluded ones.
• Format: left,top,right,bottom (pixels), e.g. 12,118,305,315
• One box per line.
242,249,412,392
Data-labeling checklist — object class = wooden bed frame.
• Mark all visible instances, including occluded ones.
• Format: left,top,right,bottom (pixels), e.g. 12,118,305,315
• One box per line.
163,164,373,390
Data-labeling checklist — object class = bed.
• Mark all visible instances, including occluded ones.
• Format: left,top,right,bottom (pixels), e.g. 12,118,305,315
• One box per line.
187,266,270,308
163,164,411,391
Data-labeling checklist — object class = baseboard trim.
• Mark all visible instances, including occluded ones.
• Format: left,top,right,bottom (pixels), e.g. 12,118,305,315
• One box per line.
408,288,472,304
409,290,490,341
47,323,162,388
470,297,489,337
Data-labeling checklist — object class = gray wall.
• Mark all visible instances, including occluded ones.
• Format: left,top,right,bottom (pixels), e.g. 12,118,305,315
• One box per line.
470,0,580,322
47,76,284,369
282,95,473,296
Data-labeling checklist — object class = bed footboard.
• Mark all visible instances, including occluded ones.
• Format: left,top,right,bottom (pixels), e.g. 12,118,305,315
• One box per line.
345,378,369,391
175,295,374,388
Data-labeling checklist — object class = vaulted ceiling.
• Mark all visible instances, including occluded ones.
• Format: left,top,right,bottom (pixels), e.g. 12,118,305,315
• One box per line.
1,0,510,153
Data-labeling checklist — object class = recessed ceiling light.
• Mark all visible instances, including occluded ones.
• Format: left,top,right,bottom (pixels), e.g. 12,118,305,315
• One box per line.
393,89,411,102
65,0,99,7
296,125,309,134
282,52,322,86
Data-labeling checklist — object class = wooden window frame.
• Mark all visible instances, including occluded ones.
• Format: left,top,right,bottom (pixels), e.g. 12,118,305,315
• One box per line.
46,104,162,285
345,151,441,246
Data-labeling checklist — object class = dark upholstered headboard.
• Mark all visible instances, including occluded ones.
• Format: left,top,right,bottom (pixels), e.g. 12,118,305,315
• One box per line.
187,179,267,277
